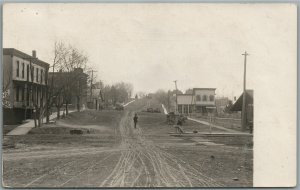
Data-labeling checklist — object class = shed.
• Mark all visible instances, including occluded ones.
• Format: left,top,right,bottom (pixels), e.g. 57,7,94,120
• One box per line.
230,90,253,111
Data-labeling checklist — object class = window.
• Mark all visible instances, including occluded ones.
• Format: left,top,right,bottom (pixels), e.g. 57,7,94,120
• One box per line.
22,63,25,78
21,88,25,101
32,89,34,102
36,89,39,105
203,95,207,101
184,105,189,114
36,68,39,82
16,61,20,77
27,89,30,106
41,70,43,83
209,95,214,101
196,95,201,101
189,105,193,113
178,105,182,113
27,65,30,81
31,66,34,82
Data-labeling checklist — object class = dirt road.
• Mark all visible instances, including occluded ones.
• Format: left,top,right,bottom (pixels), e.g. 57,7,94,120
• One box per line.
3,99,252,188
100,111,222,187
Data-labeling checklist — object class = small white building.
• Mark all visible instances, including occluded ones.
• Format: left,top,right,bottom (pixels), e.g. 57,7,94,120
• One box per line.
177,88,216,115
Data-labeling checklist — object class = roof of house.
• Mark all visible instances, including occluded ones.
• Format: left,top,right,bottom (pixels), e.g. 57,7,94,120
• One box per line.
230,90,253,111
177,94,193,96
3,48,50,68
193,88,216,90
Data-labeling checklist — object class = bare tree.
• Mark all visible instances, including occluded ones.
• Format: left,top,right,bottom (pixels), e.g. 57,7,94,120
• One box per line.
45,41,89,123
2,66,12,108
137,91,147,99
46,41,68,123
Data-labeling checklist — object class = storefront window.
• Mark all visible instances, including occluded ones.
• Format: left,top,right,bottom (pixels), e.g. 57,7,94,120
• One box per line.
178,105,182,113
184,105,188,114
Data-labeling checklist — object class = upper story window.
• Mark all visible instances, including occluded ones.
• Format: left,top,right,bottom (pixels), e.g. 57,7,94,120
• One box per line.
209,95,214,101
41,69,43,83
196,95,201,101
16,61,20,77
31,66,34,82
22,63,25,78
27,65,30,81
36,68,39,82
203,95,207,101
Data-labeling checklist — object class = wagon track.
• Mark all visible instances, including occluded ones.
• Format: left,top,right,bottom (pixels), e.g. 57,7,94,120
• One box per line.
100,111,224,187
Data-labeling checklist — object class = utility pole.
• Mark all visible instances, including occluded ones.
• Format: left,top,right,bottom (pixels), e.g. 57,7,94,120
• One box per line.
174,80,178,114
241,51,249,131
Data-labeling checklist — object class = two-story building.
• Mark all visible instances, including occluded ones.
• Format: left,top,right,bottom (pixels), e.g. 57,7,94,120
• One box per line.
177,88,216,115
48,68,88,111
3,48,50,124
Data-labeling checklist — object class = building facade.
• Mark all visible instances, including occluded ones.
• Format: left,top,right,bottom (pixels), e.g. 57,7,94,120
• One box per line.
177,88,216,115
215,97,230,114
3,48,49,124
48,68,88,111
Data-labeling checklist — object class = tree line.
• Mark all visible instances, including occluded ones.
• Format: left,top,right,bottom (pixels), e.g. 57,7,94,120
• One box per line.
2,40,134,127
42,41,133,126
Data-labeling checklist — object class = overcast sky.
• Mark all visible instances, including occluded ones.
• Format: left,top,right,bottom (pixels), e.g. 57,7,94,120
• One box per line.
3,3,296,99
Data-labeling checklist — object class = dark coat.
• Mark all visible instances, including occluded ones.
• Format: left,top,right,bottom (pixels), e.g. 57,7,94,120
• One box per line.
133,116,138,122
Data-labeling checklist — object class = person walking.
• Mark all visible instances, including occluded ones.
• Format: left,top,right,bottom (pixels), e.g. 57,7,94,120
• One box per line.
133,113,138,129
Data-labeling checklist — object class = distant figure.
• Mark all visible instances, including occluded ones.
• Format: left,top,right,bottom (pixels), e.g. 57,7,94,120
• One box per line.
133,113,138,129
175,119,184,134
177,119,183,126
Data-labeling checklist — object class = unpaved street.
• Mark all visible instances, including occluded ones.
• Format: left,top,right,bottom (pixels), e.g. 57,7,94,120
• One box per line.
3,99,252,188
100,111,222,187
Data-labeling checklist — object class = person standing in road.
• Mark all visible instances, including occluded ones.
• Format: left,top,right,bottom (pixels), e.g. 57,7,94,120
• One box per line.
133,113,138,129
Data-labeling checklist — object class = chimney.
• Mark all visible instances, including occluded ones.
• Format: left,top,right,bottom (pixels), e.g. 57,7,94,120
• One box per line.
32,50,36,58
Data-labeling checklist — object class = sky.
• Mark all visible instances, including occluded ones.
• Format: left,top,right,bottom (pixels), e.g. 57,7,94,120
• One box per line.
3,3,296,99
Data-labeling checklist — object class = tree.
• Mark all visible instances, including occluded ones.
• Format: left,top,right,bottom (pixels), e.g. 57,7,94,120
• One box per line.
46,41,68,123
99,82,134,107
185,88,193,94
2,69,11,108
153,89,169,106
45,41,89,123
137,91,146,99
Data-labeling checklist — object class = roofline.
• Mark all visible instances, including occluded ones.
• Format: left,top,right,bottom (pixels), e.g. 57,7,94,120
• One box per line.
3,48,50,68
193,88,216,90
49,71,89,76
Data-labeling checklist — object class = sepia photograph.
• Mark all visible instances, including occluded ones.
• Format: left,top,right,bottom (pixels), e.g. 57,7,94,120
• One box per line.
1,3,297,188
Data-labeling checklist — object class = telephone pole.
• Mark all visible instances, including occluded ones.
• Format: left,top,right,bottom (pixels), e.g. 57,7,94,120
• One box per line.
174,80,178,114
241,51,249,131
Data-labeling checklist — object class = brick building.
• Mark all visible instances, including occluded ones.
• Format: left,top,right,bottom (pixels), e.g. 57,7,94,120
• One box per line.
48,68,88,111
